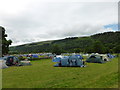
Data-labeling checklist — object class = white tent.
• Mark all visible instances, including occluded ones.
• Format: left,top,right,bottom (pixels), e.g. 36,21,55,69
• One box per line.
0,58,8,69
102,55,111,62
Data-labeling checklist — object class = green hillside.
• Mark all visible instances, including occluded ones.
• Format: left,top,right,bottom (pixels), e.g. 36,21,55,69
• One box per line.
9,31,120,54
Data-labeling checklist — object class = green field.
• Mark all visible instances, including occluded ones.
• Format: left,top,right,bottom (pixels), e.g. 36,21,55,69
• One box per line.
2,57,118,88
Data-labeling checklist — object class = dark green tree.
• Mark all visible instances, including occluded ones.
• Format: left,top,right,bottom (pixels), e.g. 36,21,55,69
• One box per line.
52,44,62,55
113,45,120,53
92,41,105,54
104,47,110,53
85,46,94,54
74,48,81,53
0,26,12,55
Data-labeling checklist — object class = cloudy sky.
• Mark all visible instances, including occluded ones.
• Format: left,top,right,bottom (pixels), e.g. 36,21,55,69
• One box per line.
0,0,119,46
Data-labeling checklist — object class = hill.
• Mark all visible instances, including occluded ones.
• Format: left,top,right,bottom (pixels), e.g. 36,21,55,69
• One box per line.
9,31,120,54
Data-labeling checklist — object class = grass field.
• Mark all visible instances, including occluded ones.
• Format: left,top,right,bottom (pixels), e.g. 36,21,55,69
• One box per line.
2,57,118,88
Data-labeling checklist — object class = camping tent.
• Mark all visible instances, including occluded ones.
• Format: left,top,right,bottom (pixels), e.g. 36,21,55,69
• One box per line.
52,56,69,62
107,53,115,59
102,55,111,61
75,55,84,59
5,56,20,66
20,61,32,66
4,56,31,66
53,55,85,67
0,58,8,69
32,54,39,58
86,54,110,63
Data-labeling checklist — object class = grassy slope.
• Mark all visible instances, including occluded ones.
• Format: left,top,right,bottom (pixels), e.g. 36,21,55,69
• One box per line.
2,57,118,88
10,31,120,53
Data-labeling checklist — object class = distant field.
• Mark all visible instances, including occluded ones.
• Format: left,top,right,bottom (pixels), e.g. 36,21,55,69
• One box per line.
2,57,118,88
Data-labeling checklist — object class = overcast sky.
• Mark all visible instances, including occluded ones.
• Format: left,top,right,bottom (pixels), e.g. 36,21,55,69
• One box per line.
0,0,119,46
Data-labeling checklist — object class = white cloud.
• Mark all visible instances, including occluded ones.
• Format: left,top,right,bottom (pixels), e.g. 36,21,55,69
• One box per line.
0,0,118,46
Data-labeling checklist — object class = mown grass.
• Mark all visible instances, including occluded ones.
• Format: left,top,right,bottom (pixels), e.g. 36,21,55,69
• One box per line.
2,57,118,88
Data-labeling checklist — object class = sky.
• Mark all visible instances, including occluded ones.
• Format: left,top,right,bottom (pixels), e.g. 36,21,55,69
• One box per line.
0,0,119,46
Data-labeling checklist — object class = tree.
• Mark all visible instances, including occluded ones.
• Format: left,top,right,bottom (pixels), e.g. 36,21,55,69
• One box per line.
0,26,12,55
113,45,120,53
92,41,105,54
52,45,62,55
74,48,81,53
104,47,110,53
84,46,94,54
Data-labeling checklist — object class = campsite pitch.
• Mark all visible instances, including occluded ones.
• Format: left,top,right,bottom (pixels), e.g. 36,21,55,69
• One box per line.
2,58,118,88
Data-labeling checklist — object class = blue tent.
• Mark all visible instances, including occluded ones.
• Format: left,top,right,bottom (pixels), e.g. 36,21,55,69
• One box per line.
32,54,39,58
52,55,85,67
75,55,83,59
52,57,61,62
107,53,115,59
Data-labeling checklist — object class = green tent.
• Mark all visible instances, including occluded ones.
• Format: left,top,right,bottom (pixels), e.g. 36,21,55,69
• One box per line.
86,54,106,63
6,56,20,66
5,56,31,66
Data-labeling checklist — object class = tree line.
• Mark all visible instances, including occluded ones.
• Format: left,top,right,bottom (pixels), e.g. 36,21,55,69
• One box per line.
9,31,120,55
